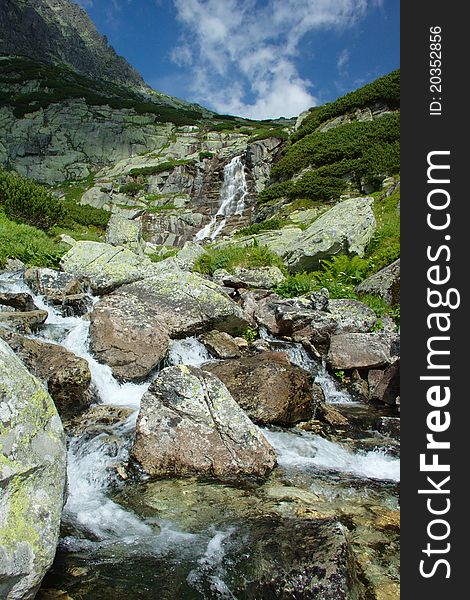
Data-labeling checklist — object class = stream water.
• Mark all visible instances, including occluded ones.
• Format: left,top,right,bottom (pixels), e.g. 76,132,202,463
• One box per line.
195,156,248,242
1,272,400,598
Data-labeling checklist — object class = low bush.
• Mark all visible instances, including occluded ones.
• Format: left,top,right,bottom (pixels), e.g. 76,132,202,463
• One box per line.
0,212,66,268
193,242,285,275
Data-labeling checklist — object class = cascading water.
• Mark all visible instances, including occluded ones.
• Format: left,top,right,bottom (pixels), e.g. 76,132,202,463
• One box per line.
195,155,248,242
1,272,400,597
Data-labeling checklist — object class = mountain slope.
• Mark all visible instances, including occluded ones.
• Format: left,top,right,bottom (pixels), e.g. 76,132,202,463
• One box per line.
0,0,145,88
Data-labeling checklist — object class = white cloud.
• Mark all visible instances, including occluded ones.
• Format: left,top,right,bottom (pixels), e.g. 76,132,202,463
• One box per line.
170,0,375,119
337,49,350,74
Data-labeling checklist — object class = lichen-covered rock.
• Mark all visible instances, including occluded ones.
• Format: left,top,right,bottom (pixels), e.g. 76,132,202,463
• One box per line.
232,265,285,289
203,352,322,425
174,241,208,271
0,331,93,418
60,241,156,294
328,299,378,333
328,333,400,370
122,270,253,337
284,197,376,272
0,338,67,600
355,259,400,306
131,365,276,480
90,291,169,381
105,214,143,254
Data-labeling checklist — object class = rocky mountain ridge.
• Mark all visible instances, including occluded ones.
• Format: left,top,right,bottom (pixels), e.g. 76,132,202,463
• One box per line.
0,0,145,88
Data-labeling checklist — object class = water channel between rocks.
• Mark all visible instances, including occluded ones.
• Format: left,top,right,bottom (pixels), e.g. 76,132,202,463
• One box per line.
1,273,400,600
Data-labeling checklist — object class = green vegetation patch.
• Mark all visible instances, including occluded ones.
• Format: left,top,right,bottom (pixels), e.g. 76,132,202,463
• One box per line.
193,242,286,276
0,211,66,268
234,218,286,237
292,69,400,143
128,159,191,177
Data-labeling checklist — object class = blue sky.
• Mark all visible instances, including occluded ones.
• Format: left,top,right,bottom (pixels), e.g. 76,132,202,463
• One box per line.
75,0,399,120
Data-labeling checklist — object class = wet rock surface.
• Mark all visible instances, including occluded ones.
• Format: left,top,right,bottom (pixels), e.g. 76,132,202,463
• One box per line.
203,351,321,425
132,365,277,480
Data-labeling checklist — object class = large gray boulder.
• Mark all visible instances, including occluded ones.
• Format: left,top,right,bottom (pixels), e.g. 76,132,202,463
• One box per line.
232,266,285,289
122,270,253,337
0,339,67,600
328,333,400,370
60,241,156,294
284,197,376,272
131,365,276,480
203,352,322,425
355,259,400,305
105,214,143,254
90,291,170,382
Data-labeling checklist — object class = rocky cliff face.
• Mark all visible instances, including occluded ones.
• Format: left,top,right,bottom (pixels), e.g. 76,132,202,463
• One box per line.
0,0,145,88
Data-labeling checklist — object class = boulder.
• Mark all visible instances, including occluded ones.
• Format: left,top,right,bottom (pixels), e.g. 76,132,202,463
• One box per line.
131,365,276,480
199,330,242,359
24,268,90,316
327,333,400,370
90,291,170,381
231,266,285,289
0,310,48,334
356,259,400,305
368,359,400,406
105,214,143,254
122,270,253,337
0,339,67,600
234,517,364,599
203,352,322,425
0,292,36,313
284,197,376,272
60,241,156,294
0,331,93,418
328,299,378,333
174,241,208,271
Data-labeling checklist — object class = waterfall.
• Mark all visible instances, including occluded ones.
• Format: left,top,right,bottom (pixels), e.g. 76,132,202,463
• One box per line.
195,155,248,241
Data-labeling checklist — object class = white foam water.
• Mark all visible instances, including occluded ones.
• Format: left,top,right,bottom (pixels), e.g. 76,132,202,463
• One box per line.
195,155,248,241
166,337,212,367
263,428,400,482
187,528,237,599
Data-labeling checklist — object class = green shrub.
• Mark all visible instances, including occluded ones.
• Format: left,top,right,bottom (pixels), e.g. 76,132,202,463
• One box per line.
234,218,285,237
199,151,214,160
0,212,66,268
292,69,400,143
0,169,64,229
128,160,190,177
193,242,285,275
60,199,110,229
119,182,146,196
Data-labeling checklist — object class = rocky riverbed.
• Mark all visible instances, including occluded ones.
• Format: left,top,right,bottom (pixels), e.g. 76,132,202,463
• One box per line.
0,247,400,599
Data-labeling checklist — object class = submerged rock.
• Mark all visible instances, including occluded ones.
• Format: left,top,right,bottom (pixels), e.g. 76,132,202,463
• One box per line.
203,352,321,425
131,365,276,480
233,517,365,599
0,339,67,600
